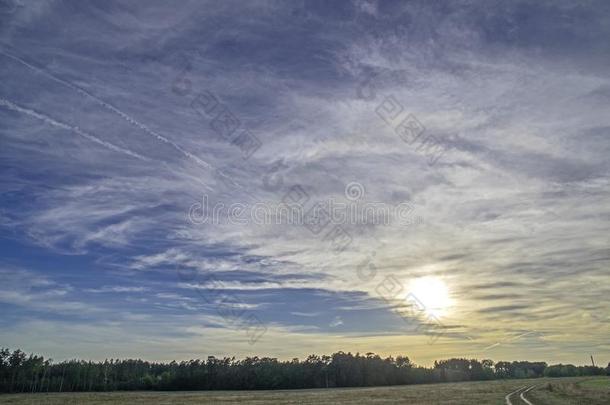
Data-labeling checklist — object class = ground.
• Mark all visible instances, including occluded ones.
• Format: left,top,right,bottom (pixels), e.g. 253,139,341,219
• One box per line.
0,377,607,404
527,377,609,405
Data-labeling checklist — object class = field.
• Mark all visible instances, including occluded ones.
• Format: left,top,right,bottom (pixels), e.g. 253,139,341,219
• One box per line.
527,377,609,405
0,377,607,404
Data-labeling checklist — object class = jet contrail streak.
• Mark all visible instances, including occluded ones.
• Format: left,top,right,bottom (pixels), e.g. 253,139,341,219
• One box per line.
0,49,229,179
0,97,149,161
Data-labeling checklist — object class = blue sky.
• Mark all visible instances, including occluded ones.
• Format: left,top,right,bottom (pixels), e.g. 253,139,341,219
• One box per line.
1,0,609,366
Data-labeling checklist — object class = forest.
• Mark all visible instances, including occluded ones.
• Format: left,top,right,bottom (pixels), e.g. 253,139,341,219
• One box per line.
0,348,607,393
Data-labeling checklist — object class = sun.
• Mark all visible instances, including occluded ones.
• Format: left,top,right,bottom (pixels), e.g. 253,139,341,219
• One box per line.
406,276,454,318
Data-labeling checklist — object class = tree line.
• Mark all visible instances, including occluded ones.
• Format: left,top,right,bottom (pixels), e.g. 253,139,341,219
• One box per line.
0,348,607,393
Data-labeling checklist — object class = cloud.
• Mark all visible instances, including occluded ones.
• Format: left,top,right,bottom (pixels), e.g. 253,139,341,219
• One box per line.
329,316,343,328
85,286,148,293
0,0,608,365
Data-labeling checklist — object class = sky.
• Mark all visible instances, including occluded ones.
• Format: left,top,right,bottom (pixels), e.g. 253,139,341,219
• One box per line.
0,0,609,367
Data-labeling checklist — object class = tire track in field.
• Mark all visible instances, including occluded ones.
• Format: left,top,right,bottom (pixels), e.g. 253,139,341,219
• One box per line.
505,384,538,405
505,385,526,405
519,384,538,405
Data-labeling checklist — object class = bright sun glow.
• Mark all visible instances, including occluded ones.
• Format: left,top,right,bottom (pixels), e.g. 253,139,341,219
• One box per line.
407,276,454,318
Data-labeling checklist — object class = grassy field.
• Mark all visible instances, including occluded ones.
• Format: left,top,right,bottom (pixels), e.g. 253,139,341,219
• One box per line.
0,377,607,404
527,377,610,405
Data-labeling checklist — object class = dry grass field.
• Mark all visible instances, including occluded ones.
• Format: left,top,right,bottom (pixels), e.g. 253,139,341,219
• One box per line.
0,377,607,405
527,377,610,405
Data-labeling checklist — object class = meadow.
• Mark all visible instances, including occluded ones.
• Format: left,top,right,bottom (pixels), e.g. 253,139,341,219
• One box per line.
0,377,607,404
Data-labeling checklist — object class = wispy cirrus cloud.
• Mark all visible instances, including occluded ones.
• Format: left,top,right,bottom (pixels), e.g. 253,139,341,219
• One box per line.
0,0,608,365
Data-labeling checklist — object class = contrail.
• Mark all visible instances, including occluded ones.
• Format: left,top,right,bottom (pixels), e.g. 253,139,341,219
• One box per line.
0,49,237,185
483,331,537,351
0,97,149,161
